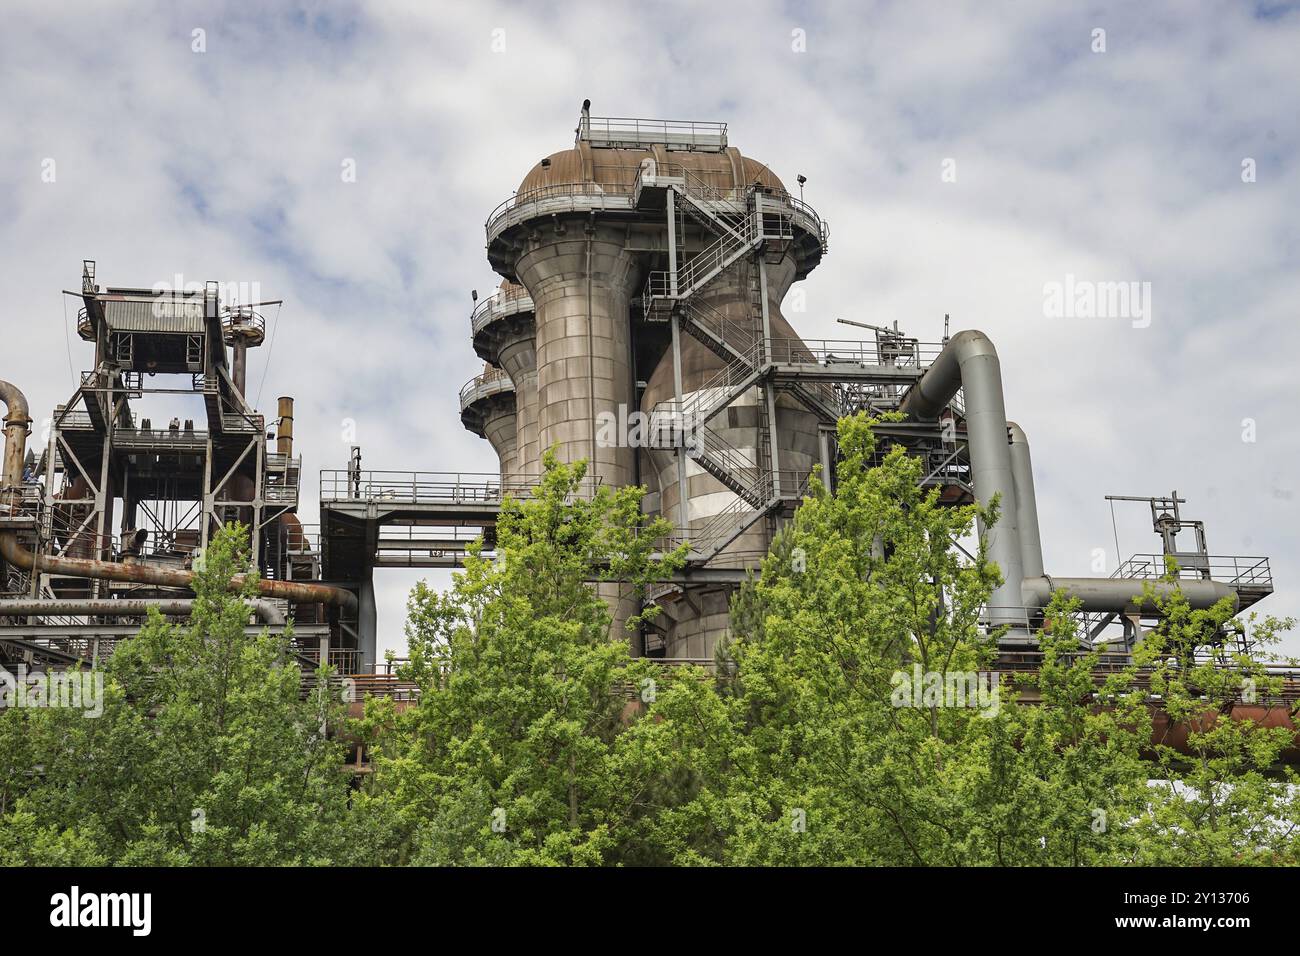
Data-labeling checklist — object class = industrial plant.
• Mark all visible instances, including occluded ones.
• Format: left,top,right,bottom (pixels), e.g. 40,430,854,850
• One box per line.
0,107,1277,692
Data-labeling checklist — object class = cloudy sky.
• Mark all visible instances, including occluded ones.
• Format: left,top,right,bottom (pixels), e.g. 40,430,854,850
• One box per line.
2,0,1297,657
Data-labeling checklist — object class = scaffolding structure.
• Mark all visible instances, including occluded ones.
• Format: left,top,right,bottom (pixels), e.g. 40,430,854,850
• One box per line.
0,262,344,670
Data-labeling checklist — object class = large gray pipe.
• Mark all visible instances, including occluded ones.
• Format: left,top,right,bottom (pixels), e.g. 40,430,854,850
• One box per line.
899,331,1024,623
1007,422,1044,579
0,597,286,626
358,576,377,671
1022,576,1238,614
901,339,1238,622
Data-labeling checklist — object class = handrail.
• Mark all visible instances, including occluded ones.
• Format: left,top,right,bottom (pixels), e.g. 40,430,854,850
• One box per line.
221,307,266,340
458,367,514,407
487,178,826,252
578,115,728,150
320,470,603,505
486,181,637,243
470,285,535,336
1114,554,1273,589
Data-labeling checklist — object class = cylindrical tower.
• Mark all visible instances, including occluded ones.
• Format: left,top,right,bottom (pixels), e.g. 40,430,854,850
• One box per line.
473,108,829,659
459,363,519,480
471,280,537,482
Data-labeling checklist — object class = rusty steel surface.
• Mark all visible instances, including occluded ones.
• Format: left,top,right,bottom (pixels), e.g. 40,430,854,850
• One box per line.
0,532,357,611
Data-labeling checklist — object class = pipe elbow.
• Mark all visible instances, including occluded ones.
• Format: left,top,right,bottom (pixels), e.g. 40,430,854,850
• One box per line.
249,598,287,626
0,531,33,569
0,380,31,427
900,329,1002,421
1006,420,1028,444
947,328,999,362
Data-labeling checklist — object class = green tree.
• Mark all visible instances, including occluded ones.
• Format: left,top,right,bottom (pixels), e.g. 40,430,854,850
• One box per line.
357,451,692,865
1126,574,1299,865
654,413,1296,866
0,524,356,865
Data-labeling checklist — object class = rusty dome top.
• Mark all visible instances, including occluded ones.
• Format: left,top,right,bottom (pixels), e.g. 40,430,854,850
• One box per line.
518,144,786,197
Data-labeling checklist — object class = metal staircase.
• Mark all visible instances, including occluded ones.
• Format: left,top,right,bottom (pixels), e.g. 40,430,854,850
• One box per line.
635,171,817,564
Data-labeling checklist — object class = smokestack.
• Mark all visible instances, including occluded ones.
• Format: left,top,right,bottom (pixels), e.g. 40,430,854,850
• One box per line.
0,380,32,510
232,341,248,396
277,396,294,457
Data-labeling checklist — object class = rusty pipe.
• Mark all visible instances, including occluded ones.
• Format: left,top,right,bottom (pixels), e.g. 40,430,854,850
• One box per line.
0,379,354,611
277,396,293,457
0,379,32,508
0,597,286,625
0,533,357,611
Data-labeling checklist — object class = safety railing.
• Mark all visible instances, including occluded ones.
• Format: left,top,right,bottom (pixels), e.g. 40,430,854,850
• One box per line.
767,337,945,368
1115,554,1272,590
662,468,811,555
486,181,637,244
221,307,266,343
264,452,301,473
46,527,119,561
376,525,484,550
264,483,299,504
470,284,534,336
221,412,265,434
634,160,824,222
692,422,759,482
458,367,514,409
53,407,94,429
981,605,1117,642
114,425,207,448
680,298,762,358
651,342,764,433
578,115,728,151
489,171,827,256
296,646,363,674
320,470,602,505
644,209,761,308
283,522,319,554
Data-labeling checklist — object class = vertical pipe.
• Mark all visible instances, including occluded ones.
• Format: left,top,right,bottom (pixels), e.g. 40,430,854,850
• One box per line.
898,331,1023,624
585,223,597,468
666,189,678,296
232,341,247,396
758,259,780,498
758,234,772,360
671,313,688,532
358,576,377,671
667,188,688,532
819,429,832,490
1007,422,1044,581
0,381,31,510
276,396,294,457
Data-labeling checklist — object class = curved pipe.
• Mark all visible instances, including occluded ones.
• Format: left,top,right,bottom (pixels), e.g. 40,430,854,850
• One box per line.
900,345,1242,621
899,331,1024,622
0,597,287,625
0,378,356,613
0,379,32,508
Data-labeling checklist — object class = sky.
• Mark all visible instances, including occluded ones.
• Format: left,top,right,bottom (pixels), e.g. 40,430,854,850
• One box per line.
1,0,1297,658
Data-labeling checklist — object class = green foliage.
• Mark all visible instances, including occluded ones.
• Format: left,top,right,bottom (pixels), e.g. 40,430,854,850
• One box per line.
355,450,693,865
0,524,355,865
4,424,1297,868
636,413,1299,866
